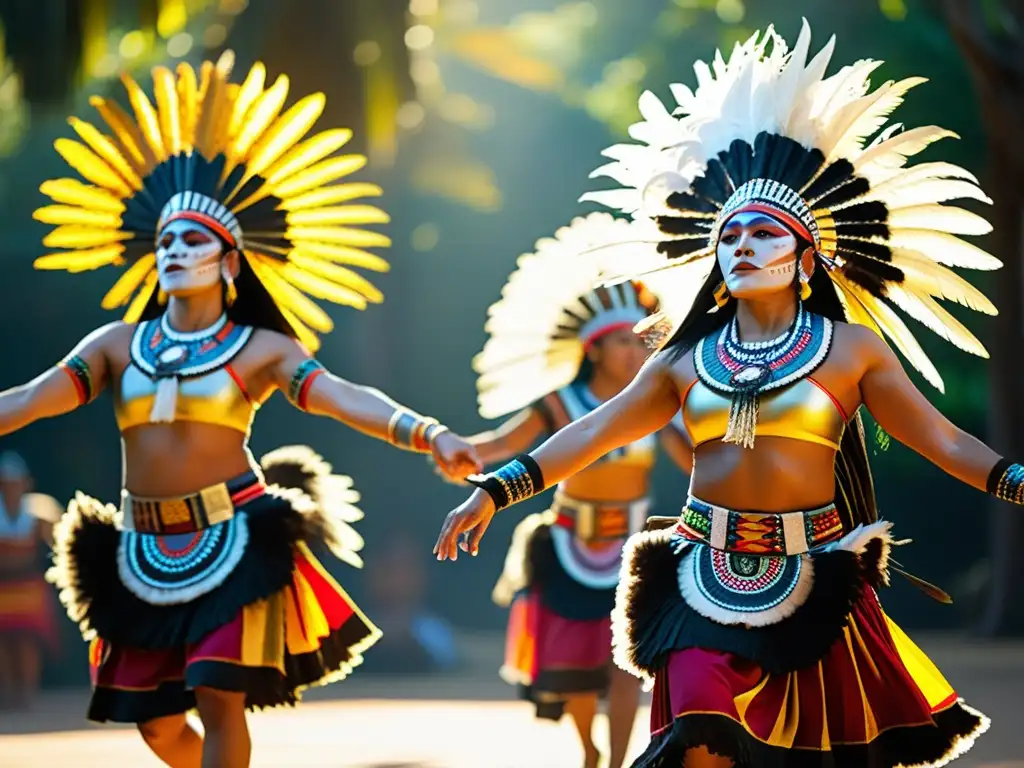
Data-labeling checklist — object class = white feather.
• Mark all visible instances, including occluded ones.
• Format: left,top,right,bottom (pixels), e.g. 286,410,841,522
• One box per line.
887,229,1002,271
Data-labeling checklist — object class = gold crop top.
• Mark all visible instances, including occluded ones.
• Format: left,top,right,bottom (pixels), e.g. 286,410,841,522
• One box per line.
682,377,847,450
555,385,657,468
114,315,258,434
114,364,257,434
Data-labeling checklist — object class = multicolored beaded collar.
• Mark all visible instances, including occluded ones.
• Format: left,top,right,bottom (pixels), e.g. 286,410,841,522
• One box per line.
693,306,833,448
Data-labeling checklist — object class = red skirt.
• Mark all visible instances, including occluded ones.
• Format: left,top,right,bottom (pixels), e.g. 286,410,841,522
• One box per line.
88,542,379,723
0,576,58,650
644,591,988,767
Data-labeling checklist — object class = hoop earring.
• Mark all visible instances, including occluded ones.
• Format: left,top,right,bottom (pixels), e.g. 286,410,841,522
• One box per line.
713,280,730,309
157,288,168,306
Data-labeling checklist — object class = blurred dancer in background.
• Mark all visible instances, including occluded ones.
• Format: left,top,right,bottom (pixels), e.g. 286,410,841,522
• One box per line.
0,451,59,711
458,213,691,768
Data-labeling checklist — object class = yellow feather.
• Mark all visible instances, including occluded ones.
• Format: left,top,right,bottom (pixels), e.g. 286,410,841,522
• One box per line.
101,254,157,309
245,93,325,177
42,226,132,249
884,283,988,358
279,263,369,309
33,205,122,228
194,64,228,161
216,49,235,78
272,156,367,199
264,129,352,186
277,303,321,353
38,179,125,213
276,182,382,211
285,205,389,227
53,139,133,197
832,276,884,337
890,249,997,315
226,62,266,142
67,118,144,191
120,73,167,162
124,270,159,323
288,251,383,301
230,74,289,163
292,242,390,272
196,60,213,106
287,226,391,249
176,62,199,150
248,253,334,332
152,66,183,156
89,95,154,173
843,280,944,392
34,244,125,272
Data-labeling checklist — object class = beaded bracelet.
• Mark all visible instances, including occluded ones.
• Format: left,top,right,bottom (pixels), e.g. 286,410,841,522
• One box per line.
289,359,326,411
59,355,95,405
388,409,449,453
988,458,1024,505
467,454,546,512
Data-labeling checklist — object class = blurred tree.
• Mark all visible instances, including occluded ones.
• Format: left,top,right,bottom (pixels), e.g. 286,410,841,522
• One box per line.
934,0,1024,636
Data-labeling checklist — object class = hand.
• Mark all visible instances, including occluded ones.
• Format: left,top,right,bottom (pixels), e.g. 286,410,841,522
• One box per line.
430,431,482,482
434,489,496,561
427,454,469,486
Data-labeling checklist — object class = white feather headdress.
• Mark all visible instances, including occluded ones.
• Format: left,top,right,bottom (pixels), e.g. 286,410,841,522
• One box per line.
474,212,664,419
582,19,999,393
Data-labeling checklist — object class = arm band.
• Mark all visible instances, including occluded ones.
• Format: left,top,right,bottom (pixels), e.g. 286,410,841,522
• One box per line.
387,409,449,453
59,355,95,405
289,359,326,411
467,454,546,512
987,458,1024,504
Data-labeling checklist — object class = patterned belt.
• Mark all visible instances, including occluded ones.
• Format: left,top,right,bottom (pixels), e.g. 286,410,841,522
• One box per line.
675,496,843,556
552,491,650,542
121,470,266,535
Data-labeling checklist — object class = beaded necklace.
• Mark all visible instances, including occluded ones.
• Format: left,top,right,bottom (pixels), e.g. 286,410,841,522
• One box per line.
693,304,833,448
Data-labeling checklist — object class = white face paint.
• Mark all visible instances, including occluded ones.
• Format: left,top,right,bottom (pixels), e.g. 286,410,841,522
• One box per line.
715,210,801,300
155,219,225,297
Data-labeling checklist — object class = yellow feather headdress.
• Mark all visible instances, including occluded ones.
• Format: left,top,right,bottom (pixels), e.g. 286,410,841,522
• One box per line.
582,20,999,393
32,51,390,352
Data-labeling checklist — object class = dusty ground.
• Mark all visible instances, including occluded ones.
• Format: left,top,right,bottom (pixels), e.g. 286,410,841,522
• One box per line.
2,633,1023,767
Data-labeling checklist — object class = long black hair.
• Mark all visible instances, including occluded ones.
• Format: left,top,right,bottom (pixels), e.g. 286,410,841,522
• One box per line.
138,238,298,340
659,239,878,532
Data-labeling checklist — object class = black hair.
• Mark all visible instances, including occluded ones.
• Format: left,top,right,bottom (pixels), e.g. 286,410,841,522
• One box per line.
138,235,298,340
659,234,878,532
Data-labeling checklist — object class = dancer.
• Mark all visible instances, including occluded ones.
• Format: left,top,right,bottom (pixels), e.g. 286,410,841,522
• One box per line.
0,52,479,768
465,213,691,768
0,451,60,710
436,21,1002,767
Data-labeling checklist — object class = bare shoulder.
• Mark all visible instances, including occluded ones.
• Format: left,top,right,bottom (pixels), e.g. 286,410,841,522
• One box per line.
79,321,135,351
831,321,889,362
248,328,309,362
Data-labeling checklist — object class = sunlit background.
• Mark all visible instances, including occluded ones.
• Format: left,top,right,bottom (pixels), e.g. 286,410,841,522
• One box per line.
1,0,1024,765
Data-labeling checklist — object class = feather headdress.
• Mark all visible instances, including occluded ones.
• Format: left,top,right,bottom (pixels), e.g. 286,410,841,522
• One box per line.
32,51,390,352
582,20,998,392
474,212,663,419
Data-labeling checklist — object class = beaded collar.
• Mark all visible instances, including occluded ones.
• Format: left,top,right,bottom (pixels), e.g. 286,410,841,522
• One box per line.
693,306,833,448
130,313,253,381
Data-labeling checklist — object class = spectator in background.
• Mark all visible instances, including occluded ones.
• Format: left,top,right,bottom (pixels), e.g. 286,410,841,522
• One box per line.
0,451,59,710
361,532,459,675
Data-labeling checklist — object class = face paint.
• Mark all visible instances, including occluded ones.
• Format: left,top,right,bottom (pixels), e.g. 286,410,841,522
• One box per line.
715,210,800,299
155,219,225,297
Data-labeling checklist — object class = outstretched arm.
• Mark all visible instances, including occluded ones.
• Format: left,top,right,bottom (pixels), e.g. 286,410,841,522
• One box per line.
659,414,694,475
469,408,549,466
859,330,1000,492
269,335,481,479
0,324,117,436
434,357,681,559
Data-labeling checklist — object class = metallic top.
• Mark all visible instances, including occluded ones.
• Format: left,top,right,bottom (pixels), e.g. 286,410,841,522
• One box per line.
682,377,846,451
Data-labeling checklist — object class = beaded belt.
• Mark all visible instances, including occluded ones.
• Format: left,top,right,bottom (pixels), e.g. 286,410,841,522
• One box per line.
121,470,266,535
675,496,843,556
552,491,650,542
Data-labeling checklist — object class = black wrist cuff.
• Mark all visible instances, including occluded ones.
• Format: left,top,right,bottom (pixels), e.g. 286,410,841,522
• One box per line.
987,458,1013,495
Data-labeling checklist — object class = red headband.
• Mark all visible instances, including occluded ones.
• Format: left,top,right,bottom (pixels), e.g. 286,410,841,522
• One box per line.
162,211,239,249
720,202,815,247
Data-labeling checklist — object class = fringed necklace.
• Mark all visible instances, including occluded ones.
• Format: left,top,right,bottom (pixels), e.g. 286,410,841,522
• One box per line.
130,313,253,423
693,305,833,449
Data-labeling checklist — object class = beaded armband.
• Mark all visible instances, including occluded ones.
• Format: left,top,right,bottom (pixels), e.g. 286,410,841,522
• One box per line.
59,355,95,405
988,458,1024,505
467,454,546,512
289,359,326,411
388,409,449,453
